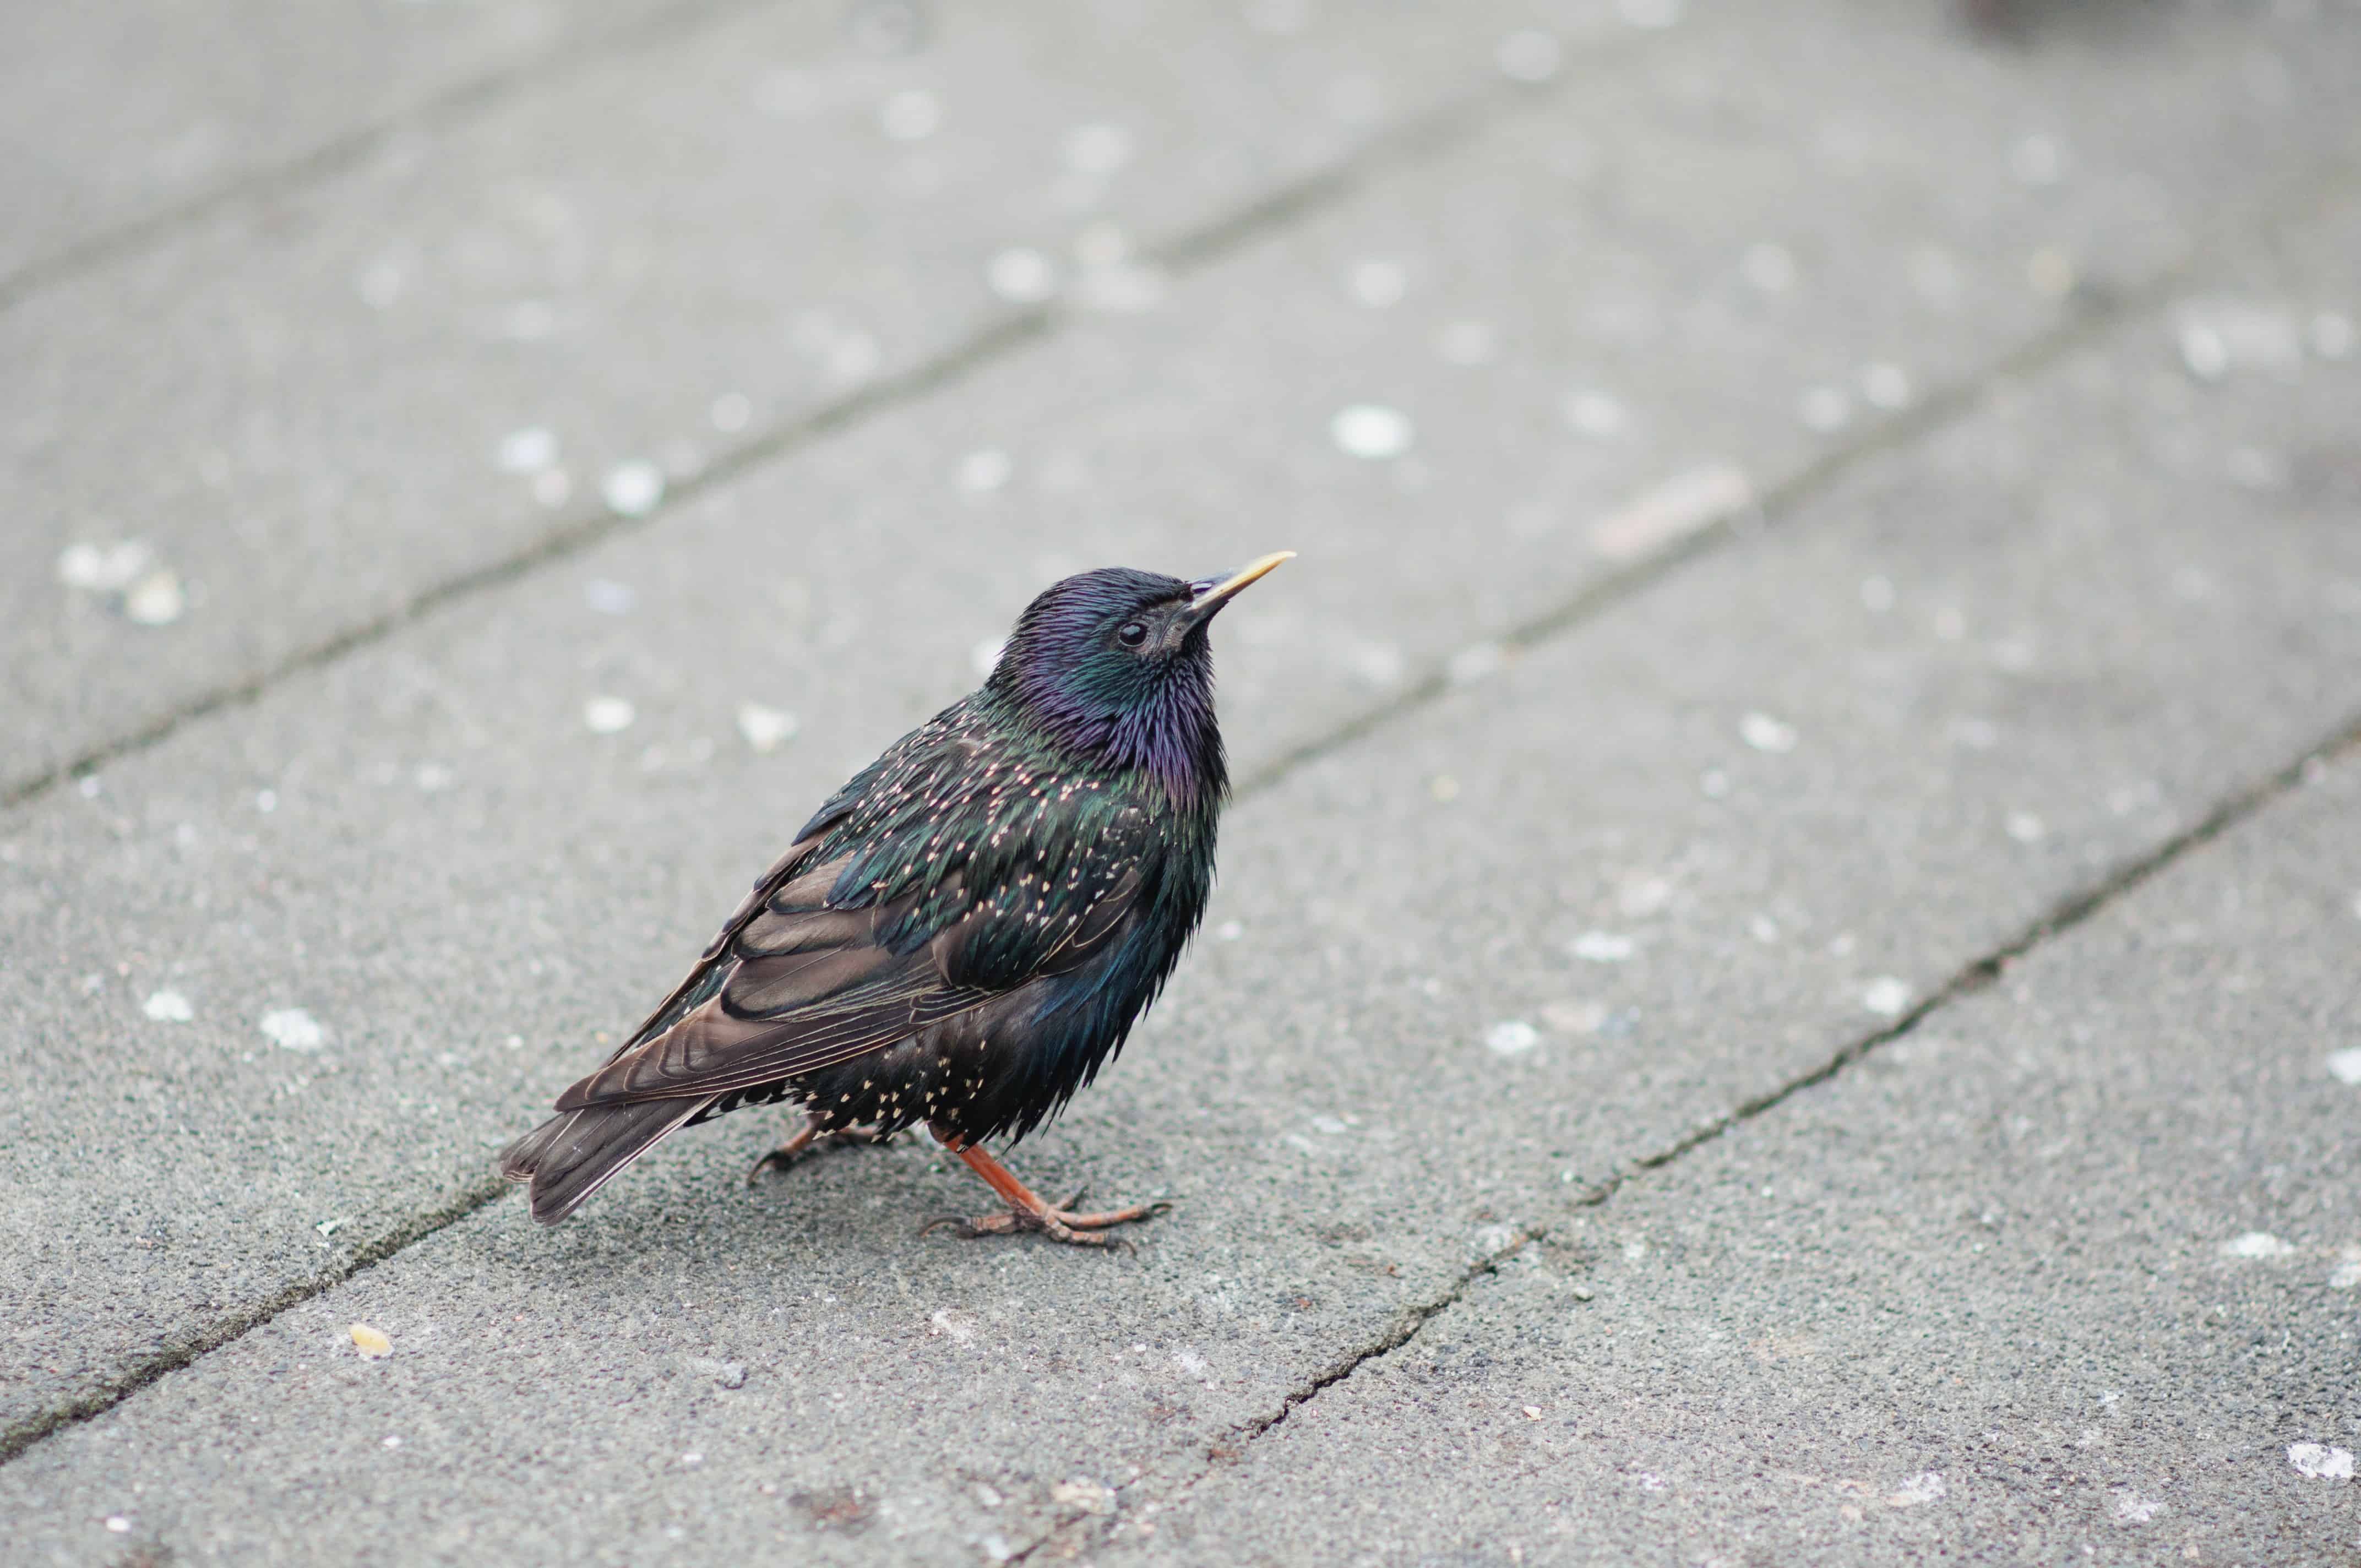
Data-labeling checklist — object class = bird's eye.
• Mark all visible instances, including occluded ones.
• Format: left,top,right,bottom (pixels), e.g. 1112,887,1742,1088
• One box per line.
1116,620,1149,648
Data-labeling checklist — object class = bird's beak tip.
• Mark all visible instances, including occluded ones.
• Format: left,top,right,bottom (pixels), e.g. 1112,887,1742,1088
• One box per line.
1186,551,1295,618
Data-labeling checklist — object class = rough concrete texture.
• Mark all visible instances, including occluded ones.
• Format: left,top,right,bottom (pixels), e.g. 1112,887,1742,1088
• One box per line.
1128,752,2361,1567
10,0,2359,796
5,189,2359,1561
4,0,2360,1563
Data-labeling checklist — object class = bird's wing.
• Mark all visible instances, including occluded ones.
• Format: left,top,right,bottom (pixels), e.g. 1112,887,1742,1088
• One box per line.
554,797,1150,1109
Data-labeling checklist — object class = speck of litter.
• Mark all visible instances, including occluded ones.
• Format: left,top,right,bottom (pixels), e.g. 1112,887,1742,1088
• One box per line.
955,449,1013,493
255,788,279,814
1346,259,1407,308
496,427,557,473
2221,1232,2294,1259
1497,29,1562,83
2326,1049,2361,1086
1521,1404,1544,1420
680,1452,703,1468
1331,403,1414,459
1215,920,1243,942
105,1517,132,1533
1739,711,1798,753
381,1434,401,1449
57,541,155,592
1886,1472,1947,1507
584,696,635,735
1564,390,1627,439
2113,1490,2162,1523
262,1009,325,1051
583,579,637,615
1862,977,1911,1018
601,461,664,517
986,248,1057,303
143,989,194,1023
1486,1020,1541,1057
1799,385,1852,432
1436,320,1497,365
2005,812,2046,843
350,1323,392,1359
736,703,798,753
1062,123,1134,175
2287,1442,2354,1480
1570,931,1635,963
878,88,940,141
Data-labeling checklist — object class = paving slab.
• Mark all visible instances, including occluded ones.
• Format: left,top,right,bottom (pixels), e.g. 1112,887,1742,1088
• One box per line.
0,0,1582,796
0,0,701,289
1127,752,2361,1567
12,0,2360,797
4,182,2360,1560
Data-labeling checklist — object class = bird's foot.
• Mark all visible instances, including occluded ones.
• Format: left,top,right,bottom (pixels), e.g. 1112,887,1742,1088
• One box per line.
745,1123,893,1184
922,1187,1172,1248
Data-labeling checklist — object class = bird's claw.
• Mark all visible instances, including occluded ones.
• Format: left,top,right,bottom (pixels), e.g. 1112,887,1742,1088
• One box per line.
919,1195,1171,1248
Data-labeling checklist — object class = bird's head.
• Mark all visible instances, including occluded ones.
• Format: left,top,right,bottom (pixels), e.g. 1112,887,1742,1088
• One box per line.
986,554,1292,799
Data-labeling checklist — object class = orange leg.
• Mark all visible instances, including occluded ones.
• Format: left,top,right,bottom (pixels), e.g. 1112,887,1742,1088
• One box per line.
924,1135,1170,1248
745,1115,891,1184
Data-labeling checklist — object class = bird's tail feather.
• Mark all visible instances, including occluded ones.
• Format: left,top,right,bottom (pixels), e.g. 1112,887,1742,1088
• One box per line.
497,1097,711,1224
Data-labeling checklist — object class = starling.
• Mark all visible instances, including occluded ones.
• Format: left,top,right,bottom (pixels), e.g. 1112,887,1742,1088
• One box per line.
499,553,1292,1245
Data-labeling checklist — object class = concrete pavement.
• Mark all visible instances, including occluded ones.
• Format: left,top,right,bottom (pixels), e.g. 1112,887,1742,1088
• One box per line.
3,1,2357,1563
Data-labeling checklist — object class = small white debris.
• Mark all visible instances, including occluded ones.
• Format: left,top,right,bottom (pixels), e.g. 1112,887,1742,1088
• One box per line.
1172,1348,1210,1379
601,461,665,518
2023,251,2075,303
583,579,636,616
973,1482,1003,1509
2113,1490,2162,1523
1798,385,1852,432
1862,977,1911,1018
970,638,1005,678
1886,1472,1946,1507
1564,390,1627,439
2288,1443,2354,1480
350,1323,391,1359
1618,0,1684,29
1051,1477,1117,1516
1740,242,1797,293
1496,29,1562,83
1062,122,1134,175
1331,404,1413,460
1346,259,1407,308
986,248,1057,304
2221,1232,2293,1259
496,427,557,474
878,88,940,142
736,703,798,754
2010,133,2066,186
1739,711,1798,753
1590,465,1752,563
981,1534,1014,1563
584,696,635,735
382,1434,401,1449
929,1308,979,1344
1486,1020,1541,1057
143,989,194,1023
1215,920,1243,942
679,1452,703,1468
2005,812,2046,843
1569,931,1635,963
255,788,278,814
262,1009,324,1052
105,1516,132,1533
2329,1254,2361,1289
2179,320,2229,381
955,449,1013,493
315,1216,347,1238
1447,643,1506,684
122,571,186,627
1860,363,1912,409
2310,311,2355,361
1435,319,1497,365
57,541,155,592
2326,1048,2361,1086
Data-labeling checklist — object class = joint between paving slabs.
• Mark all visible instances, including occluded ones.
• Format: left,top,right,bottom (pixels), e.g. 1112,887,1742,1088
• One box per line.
1011,711,2361,1558
1,50,1625,815
0,0,784,317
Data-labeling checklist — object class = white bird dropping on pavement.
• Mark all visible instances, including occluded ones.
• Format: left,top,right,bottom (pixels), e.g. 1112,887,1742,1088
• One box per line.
584,696,636,735
2287,1443,2354,1480
261,1009,325,1051
1862,977,1911,1018
1739,711,1798,753
143,989,194,1022
1331,404,1413,459
1485,1020,1540,1057
2326,1048,2361,1086
2221,1232,2294,1259
601,461,664,517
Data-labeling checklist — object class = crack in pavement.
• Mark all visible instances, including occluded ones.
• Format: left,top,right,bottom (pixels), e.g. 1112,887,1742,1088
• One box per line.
0,0,781,316
2,48,1624,812
1018,709,2361,1561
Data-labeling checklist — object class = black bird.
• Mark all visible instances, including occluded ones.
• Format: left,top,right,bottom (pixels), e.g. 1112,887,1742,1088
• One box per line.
500,553,1292,1245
